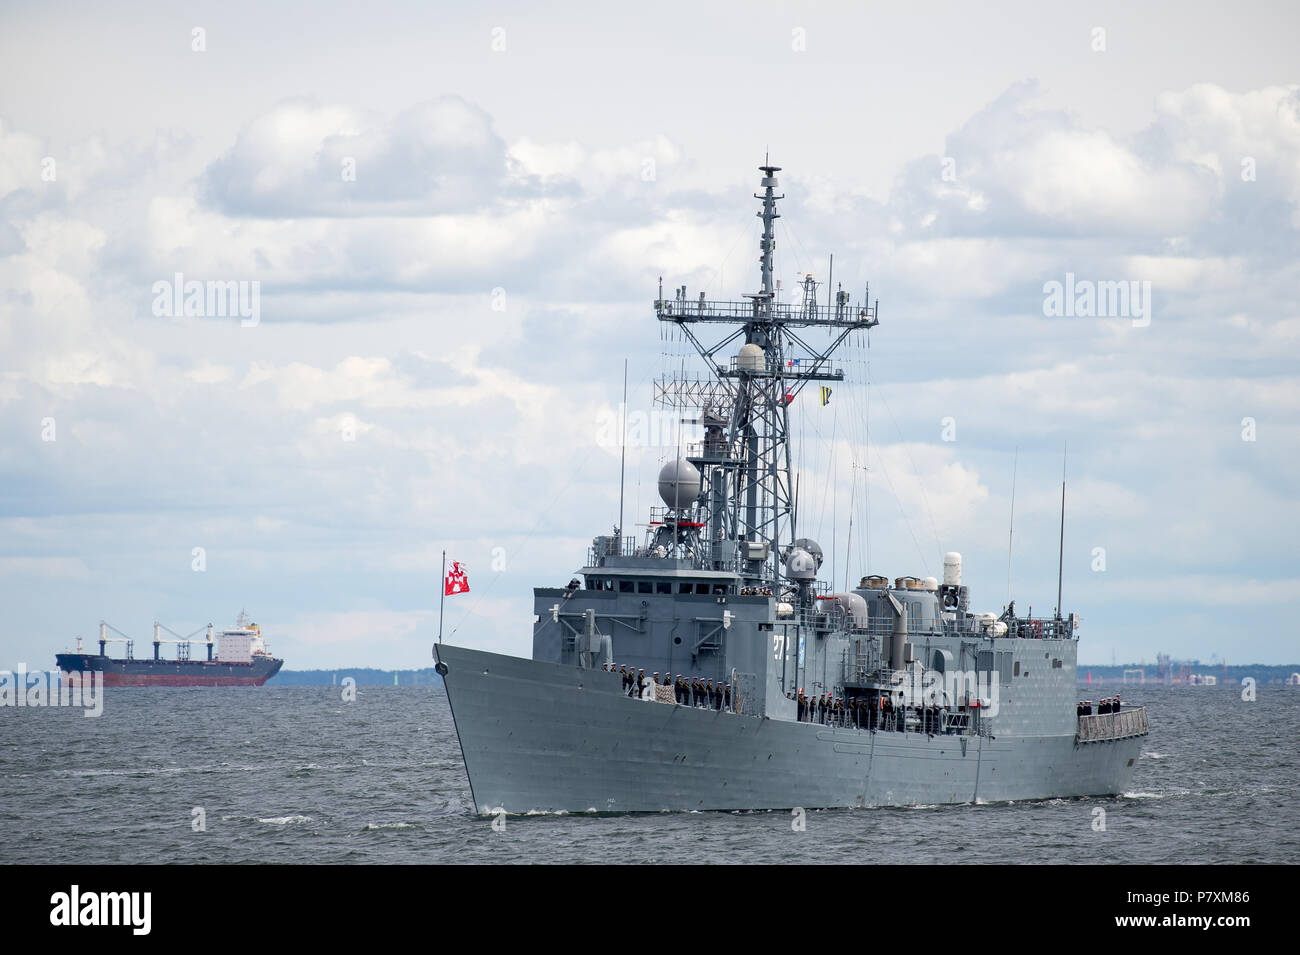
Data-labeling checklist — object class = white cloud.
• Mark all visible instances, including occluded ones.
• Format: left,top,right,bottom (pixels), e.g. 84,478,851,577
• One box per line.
1,71,1298,668
202,96,521,217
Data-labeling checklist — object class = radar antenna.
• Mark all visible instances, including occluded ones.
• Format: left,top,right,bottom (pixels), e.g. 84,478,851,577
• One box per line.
654,162,880,586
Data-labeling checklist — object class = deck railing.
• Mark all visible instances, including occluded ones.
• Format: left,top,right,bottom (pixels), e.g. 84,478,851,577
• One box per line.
1076,706,1148,742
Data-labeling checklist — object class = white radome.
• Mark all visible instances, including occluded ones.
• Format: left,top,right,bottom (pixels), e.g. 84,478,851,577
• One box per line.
943,552,963,587
657,458,702,509
737,343,765,372
785,548,817,580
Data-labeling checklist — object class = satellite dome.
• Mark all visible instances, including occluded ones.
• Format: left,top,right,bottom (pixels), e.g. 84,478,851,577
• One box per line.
657,458,702,509
794,538,823,569
737,343,765,372
785,548,817,580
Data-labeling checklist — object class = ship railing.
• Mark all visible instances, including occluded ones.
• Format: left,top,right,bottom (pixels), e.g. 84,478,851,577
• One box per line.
795,703,990,738
721,355,845,380
587,535,743,571
656,298,759,322
647,506,707,527
999,615,1075,640
589,536,637,562
1076,706,1149,743
801,607,894,637
683,440,735,460
952,614,1076,640
857,618,898,637
655,297,878,328
636,671,752,716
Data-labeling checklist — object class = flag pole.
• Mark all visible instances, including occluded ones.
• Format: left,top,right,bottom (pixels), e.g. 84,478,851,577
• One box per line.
438,549,446,644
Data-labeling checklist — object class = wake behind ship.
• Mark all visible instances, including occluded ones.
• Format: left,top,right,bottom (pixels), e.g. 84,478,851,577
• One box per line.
56,612,283,687
435,162,1149,815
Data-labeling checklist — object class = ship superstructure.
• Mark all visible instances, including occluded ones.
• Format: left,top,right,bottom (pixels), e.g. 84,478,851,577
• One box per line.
434,163,1147,814
56,611,283,687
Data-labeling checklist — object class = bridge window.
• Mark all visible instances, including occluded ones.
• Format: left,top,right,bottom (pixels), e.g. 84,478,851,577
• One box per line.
619,580,634,593
695,584,710,594
656,582,671,594
637,581,652,594
678,583,694,594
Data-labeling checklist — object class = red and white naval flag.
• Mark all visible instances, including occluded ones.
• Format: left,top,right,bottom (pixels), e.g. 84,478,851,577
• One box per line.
444,561,470,596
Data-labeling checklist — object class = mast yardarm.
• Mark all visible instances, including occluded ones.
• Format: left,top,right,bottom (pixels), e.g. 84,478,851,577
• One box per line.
653,163,880,587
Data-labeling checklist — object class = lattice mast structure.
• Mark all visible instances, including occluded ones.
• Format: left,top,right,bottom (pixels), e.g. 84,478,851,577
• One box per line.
654,163,879,588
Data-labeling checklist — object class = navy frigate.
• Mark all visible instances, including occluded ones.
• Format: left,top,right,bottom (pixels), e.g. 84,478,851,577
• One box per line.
435,163,1148,814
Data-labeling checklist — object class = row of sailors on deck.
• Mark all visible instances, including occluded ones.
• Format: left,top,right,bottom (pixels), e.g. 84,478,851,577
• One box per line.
787,691,959,734
740,587,773,596
1077,697,1121,716
603,664,733,710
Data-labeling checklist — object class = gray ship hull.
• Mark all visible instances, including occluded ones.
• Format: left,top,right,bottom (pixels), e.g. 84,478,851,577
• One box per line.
436,643,1142,815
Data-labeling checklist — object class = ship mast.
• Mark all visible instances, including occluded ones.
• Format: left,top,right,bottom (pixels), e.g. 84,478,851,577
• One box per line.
654,162,879,588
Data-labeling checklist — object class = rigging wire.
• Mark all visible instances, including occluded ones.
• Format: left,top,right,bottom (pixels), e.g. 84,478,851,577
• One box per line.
448,360,662,641
874,388,942,569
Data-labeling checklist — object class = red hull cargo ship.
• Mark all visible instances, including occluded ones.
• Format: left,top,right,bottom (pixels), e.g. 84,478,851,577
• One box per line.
56,612,283,687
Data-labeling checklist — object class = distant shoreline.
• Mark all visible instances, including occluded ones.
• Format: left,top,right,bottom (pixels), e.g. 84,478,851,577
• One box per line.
266,667,443,687
1076,662,1300,686
259,663,1300,689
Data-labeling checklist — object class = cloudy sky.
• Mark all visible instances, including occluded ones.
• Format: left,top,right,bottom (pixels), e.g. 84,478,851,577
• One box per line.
1,1,1297,670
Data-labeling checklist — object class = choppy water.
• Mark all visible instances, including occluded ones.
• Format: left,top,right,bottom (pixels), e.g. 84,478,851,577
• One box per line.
2,683,1296,864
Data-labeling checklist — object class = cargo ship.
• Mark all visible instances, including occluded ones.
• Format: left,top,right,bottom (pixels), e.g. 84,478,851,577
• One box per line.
56,612,283,687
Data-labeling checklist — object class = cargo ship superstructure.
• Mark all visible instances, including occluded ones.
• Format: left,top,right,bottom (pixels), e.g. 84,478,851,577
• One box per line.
56,612,283,687
435,163,1148,814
